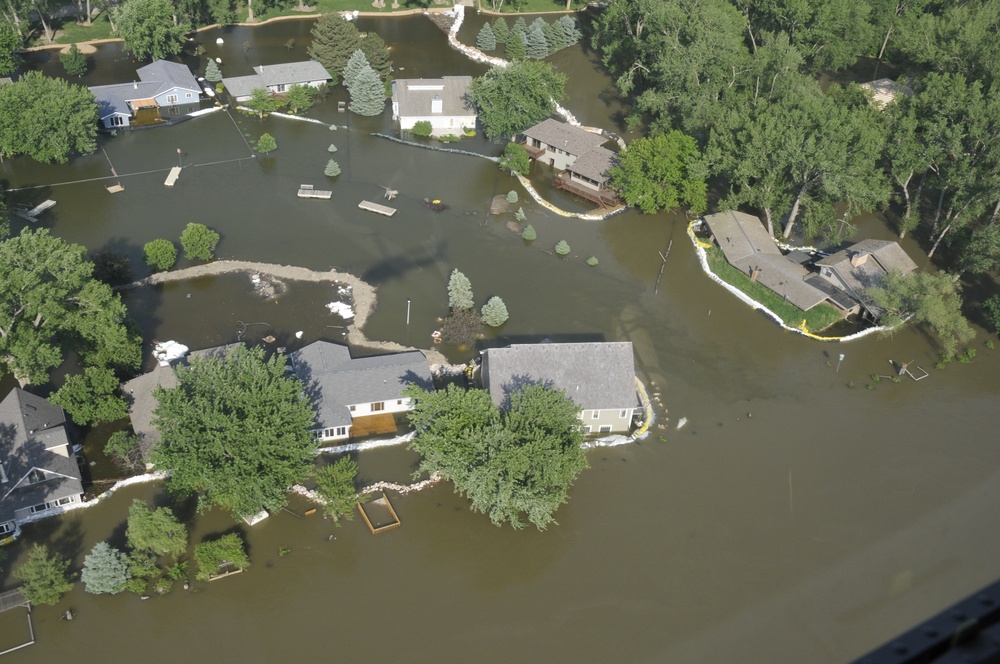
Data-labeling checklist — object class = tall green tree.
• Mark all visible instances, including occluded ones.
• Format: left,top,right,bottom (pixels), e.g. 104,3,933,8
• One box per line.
151,345,317,521
51,366,129,426
14,545,74,605
204,59,223,83
477,22,496,51
81,541,131,594
467,61,566,142
609,131,708,214
126,499,188,558
113,0,188,61
59,44,88,76
347,65,385,117
342,49,370,91
407,383,587,530
504,30,526,62
865,270,974,358
358,31,392,81
309,13,362,77
0,229,141,385
314,457,359,524
0,71,98,163
894,1,1000,85
180,222,220,260
284,84,316,114
491,17,509,44
447,269,474,310
244,87,281,118
0,22,21,76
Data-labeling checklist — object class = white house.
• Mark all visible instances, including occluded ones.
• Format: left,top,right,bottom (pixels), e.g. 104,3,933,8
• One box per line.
89,60,201,129
391,76,476,135
288,341,433,443
222,61,333,102
480,341,638,435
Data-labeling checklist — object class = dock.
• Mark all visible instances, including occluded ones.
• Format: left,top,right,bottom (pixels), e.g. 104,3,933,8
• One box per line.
164,166,182,187
297,184,333,200
358,200,397,217
13,199,56,222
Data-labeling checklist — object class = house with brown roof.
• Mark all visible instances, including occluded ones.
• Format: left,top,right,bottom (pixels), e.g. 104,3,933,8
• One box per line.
391,76,476,135
0,389,84,536
480,341,638,435
815,239,919,317
518,119,620,206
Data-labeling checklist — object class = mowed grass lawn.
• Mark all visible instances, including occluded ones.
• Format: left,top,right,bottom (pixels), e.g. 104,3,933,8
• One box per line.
705,245,844,333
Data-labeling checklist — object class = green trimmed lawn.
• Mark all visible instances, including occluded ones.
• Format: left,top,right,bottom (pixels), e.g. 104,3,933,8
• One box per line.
28,13,115,47
705,246,844,333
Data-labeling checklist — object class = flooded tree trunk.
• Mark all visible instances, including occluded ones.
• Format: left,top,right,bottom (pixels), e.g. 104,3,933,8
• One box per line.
782,183,810,238
897,170,913,237
872,24,894,79
928,207,958,258
32,0,55,43
990,198,1000,226
763,208,774,237
247,0,254,22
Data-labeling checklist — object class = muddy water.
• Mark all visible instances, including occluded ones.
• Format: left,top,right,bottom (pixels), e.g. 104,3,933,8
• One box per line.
2,15,1000,664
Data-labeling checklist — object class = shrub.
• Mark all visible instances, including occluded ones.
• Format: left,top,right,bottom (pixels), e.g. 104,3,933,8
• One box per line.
81,542,130,595
194,534,249,581
205,59,223,82
327,143,338,153
587,256,599,266
256,133,277,154
481,296,509,327
324,159,341,177
438,134,461,143
515,207,526,222
506,190,519,204
448,269,474,310
60,44,87,77
124,577,149,595
411,120,433,137
521,224,536,241
499,143,530,175
144,238,177,272
180,223,220,261
440,308,482,347
554,240,571,255
14,545,73,605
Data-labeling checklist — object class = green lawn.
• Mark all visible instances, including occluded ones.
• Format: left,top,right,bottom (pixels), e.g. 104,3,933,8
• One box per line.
705,245,844,333
27,13,115,47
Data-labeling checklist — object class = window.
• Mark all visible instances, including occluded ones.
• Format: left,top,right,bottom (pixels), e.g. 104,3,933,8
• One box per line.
335,426,348,437
29,503,48,514
349,405,356,412
186,92,193,98
166,94,178,103
591,411,599,420
0,521,13,535
110,115,125,127
583,426,592,434
397,399,404,405
52,496,74,507
599,425,612,434
372,402,385,412
620,410,629,419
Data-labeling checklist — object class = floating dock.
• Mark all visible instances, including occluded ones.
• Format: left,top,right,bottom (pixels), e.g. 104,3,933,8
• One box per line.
358,200,397,217
164,166,182,187
297,184,333,199
13,199,56,221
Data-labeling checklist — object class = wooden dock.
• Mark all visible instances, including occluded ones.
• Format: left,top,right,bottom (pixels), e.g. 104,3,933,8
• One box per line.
164,166,182,187
297,184,333,199
13,199,56,222
358,200,397,217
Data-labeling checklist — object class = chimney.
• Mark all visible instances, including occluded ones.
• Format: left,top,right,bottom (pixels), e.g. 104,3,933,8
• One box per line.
431,95,443,114
850,252,869,267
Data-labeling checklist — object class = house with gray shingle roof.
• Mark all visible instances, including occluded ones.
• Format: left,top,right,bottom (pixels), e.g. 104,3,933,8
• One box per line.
0,389,84,535
222,61,333,102
89,59,200,129
288,341,433,443
519,119,620,205
480,342,638,435
391,76,476,135
815,239,919,317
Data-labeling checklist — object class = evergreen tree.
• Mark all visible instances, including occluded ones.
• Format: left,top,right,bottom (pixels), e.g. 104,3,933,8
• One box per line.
342,49,370,90
492,17,510,44
511,17,527,36
521,224,536,241
309,13,362,77
481,296,509,327
348,65,386,117
525,25,549,59
559,15,581,46
477,22,497,51
324,159,341,177
327,143,338,152
359,32,392,81
448,269,474,310
506,31,526,61
255,133,277,154
543,20,567,53
205,59,223,82
60,44,87,76
81,542,130,595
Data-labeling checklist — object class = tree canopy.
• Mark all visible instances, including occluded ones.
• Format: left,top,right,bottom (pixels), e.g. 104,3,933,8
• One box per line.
406,383,588,530
467,61,567,142
126,499,188,558
151,345,317,521
314,457,359,524
0,71,98,163
309,13,362,77
51,366,129,426
0,229,142,385
14,545,74,605
81,541,131,594
113,0,188,61
609,131,708,214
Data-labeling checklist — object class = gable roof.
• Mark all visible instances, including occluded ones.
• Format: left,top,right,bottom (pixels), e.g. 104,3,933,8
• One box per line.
392,76,475,118
815,239,919,300
223,61,333,98
289,341,433,429
567,145,616,184
0,389,82,523
733,253,832,311
521,119,607,157
136,59,200,92
703,210,781,265
482,342,637,412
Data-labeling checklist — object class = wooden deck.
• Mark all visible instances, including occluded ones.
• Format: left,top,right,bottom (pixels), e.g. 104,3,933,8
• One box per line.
350,413,399,438
554,172,621,207
297,184,333,199
164,166,182,187
358,200,397,216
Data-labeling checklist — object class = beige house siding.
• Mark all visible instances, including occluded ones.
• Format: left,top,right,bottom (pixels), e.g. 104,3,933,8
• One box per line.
525,138,577,170
580,408,634,434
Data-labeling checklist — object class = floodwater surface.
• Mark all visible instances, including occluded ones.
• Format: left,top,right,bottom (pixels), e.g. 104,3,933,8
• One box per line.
1,14,999,664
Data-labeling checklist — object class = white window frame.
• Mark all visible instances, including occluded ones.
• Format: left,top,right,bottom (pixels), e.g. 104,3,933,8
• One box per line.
599,425,612,434
166,94,179,103
52,496,74,507
28,503,48,514
335,426,347,437
0,521,13,535
372,402,385,412
583,426,592,434
591,411,599,420
620,409,628,419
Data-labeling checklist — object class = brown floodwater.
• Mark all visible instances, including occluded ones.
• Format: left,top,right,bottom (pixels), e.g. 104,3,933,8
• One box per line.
1,13,999,664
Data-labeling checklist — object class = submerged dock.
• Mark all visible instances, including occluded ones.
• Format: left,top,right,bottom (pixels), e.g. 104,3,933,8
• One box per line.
298,184,333,199
358,200,397,217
